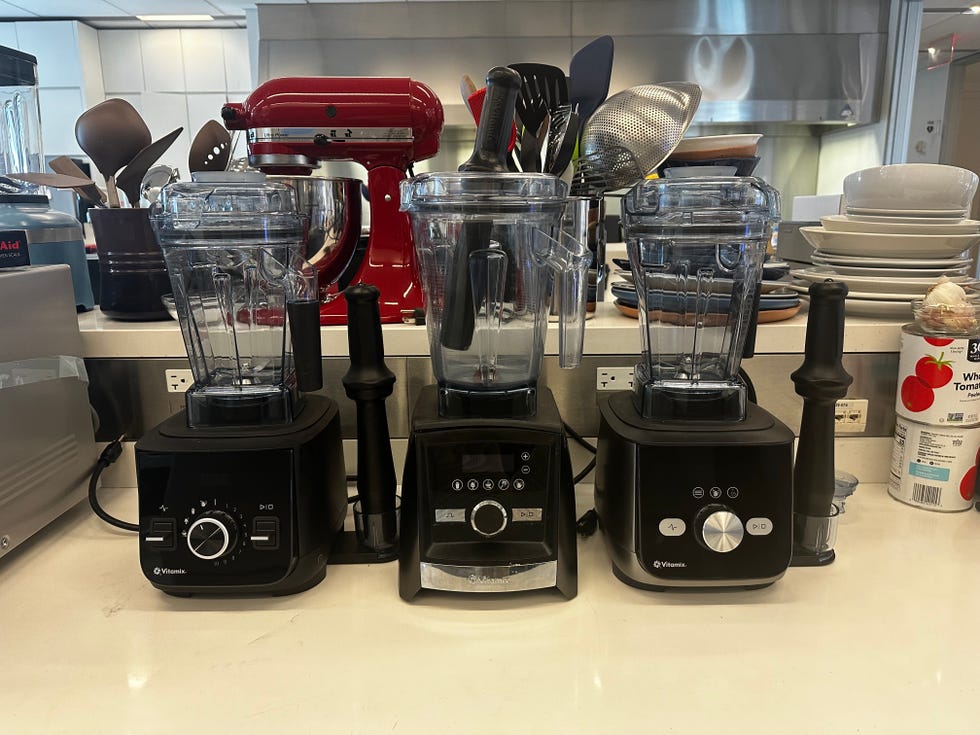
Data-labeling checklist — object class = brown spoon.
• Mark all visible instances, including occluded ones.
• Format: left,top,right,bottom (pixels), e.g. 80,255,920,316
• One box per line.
48,155,106,206
115,126,183,206
7,172,96,188
189,120,232,173
75,98,152,207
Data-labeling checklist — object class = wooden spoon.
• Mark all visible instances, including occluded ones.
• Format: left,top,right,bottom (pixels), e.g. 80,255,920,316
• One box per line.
188,120,232,173
75,98,152,207
115,127,183,206
49,155,106,206
7,172,95,188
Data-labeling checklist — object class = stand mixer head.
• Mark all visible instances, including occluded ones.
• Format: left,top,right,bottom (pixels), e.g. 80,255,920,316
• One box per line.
222,77,444,324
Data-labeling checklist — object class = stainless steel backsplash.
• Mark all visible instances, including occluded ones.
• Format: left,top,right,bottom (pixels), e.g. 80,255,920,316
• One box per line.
86,353,898,442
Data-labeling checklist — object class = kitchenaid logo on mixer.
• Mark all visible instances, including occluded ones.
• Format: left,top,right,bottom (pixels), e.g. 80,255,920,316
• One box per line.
153,566,187,576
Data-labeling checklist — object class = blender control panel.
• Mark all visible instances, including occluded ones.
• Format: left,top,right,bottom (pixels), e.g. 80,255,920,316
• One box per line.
417,435,559,559
137,450,295,587
636,443,793,582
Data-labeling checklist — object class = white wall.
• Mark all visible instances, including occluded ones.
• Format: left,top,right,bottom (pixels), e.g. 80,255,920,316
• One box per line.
906,59,950,164
0,20,105,158
97,28,252,186
815,123,888,196
0,23,253,201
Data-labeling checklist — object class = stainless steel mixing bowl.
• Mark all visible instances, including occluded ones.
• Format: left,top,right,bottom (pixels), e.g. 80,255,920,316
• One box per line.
269,176,361,300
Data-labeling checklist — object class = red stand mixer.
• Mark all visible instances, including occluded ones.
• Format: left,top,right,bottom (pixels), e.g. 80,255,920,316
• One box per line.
222,77,444,324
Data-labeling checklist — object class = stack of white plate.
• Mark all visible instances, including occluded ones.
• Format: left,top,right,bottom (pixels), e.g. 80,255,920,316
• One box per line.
792,164,980,317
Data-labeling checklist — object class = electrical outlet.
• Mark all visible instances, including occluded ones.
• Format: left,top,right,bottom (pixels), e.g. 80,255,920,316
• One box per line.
834,398,868,433
165,369,194,393
596,367,635,391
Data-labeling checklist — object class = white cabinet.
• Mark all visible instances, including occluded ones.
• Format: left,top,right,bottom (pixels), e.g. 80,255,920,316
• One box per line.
14,22,83,88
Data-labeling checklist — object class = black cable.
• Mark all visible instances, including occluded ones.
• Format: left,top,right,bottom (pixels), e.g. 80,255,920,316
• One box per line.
88,436,139,533
576,508,599,537
563,420,597,454
573,456,596,485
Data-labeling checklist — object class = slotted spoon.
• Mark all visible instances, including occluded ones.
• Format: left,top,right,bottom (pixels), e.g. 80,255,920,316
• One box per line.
573,82,701,194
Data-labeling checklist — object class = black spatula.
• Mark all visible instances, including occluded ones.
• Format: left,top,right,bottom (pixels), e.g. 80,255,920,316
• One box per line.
569,36,614,132
508,62,568,131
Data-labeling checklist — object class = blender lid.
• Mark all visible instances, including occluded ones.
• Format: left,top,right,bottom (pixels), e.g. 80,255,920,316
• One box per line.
622,176,780,221
152,174,305,238
0,45,37,86
400,172,568,213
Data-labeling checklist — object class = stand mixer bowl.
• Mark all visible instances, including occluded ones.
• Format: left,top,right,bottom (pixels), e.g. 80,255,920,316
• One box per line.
621,177,780,421
268,176,361,302
401,172,590,418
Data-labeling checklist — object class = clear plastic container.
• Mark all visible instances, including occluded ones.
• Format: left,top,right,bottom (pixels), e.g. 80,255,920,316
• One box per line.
0,46,44,197
400,172,590,417
151,173,317,427
621,177,780,420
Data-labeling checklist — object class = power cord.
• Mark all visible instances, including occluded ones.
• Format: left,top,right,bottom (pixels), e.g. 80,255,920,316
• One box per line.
88,436,139,533
562,421,601,535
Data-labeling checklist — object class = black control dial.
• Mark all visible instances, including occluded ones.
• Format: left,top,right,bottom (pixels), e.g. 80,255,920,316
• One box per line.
470,500,508,538
187,510,238,560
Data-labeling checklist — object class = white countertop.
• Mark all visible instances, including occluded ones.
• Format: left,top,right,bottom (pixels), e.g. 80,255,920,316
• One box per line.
2,484,977,734
78,301,905,358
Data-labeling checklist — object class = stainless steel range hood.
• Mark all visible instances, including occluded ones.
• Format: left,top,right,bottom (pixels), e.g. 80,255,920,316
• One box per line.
256,0,890,126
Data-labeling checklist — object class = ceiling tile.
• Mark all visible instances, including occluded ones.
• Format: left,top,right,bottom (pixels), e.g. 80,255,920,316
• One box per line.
0,0,38,17
207,0,302,13
4,0,128,15
106,0,220,13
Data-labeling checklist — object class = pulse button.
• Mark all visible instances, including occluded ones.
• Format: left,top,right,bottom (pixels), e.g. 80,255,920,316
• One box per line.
144,518,176,550
251,516,279,550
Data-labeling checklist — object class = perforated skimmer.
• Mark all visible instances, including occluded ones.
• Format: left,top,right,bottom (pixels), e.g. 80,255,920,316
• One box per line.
573,82,701,194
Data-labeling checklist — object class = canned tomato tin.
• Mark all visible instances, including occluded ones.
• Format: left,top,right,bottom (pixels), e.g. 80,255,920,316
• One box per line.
888,416,979,512
896,327,980,425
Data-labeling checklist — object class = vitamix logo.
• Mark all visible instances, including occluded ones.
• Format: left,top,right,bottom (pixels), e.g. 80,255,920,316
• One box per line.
652,560,687,569
469,574,509,585
153,566,187,575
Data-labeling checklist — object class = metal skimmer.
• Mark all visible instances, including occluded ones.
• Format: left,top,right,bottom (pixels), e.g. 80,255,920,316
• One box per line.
573,82,701,194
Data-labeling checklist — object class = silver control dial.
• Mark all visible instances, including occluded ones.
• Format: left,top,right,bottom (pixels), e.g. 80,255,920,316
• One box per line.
187,510,238,560
470,500,508,538
699,510,743,553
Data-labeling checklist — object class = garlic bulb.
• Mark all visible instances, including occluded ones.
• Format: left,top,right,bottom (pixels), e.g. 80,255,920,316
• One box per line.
916,277,978,332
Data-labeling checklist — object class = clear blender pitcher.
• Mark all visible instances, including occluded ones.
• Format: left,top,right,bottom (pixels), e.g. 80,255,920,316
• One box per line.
621,177,780,421
400,172,591,418
151,173,321,428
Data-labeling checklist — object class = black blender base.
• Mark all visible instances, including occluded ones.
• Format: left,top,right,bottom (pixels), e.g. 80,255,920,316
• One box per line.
154,566,327,598
610,562,775,592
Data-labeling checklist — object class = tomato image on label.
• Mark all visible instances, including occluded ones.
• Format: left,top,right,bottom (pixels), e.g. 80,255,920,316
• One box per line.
914,352,954,389
924,337,955,347
900,375,935,412
960,466,977,501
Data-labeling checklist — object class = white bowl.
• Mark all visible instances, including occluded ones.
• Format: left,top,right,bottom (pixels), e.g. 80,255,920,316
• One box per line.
800,225,980,258
820,214,980,235
671,134,762,160
842,164,979,212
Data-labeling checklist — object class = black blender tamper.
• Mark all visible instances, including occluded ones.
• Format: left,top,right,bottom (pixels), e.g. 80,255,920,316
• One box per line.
335,283,399,562
790,280,853,566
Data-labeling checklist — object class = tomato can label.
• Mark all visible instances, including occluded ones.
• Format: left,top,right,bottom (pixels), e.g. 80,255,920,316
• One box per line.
895,332,980,425
887,416,979,512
